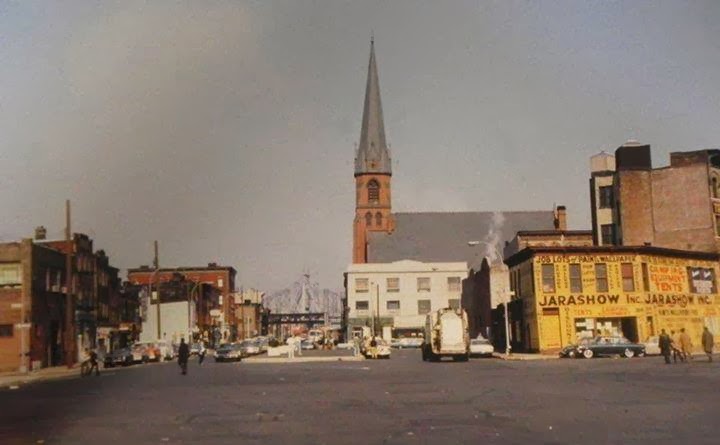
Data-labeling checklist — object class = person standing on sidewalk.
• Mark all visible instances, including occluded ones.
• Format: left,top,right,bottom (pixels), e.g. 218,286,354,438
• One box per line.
679,328,693,362
198,341,207,365
702,327,714,362
178,338,190,375
659,329,672,364
671,330,683,363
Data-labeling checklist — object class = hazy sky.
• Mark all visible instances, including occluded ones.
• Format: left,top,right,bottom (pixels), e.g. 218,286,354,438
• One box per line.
2,1,720,291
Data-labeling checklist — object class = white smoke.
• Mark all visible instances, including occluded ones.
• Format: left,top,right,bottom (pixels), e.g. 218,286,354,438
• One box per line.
483,211,505,263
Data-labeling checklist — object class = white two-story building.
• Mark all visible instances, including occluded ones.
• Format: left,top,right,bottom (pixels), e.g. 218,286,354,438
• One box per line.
344,260,468,340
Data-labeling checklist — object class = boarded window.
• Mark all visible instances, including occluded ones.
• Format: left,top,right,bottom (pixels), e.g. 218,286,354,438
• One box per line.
375,212,383,226
541,264,555,293
355,278,369,293
386,300,400,311
417,277,431,292
569,264,582,293
417,299,431,315
595,264,609,292
355,300,369,310
386,277,399,292
447,277,461,292
621,263,635,292
642,263,650,291
688,267,717,294
0,263,22,286
365,212,372,227
448,299,460,309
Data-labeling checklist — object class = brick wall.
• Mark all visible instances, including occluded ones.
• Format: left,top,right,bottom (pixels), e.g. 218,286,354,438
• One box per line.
617,170,654,245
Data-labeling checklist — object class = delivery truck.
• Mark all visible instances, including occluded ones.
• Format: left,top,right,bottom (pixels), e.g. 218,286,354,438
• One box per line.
422,307,470,362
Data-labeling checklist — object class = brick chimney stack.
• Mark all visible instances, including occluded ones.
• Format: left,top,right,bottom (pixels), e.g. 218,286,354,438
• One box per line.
34,226,47,240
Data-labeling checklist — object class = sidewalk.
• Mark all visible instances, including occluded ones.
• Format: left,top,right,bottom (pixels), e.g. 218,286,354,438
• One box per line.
492,352,558,361
0,366,80,389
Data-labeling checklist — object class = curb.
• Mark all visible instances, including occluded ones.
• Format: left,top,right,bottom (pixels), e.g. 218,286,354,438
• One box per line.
492,353,559,361
243,356,365,364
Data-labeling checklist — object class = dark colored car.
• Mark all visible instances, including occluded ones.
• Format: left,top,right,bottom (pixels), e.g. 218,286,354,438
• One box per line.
104,347,134,367
560,336,646,359
214,343,244,362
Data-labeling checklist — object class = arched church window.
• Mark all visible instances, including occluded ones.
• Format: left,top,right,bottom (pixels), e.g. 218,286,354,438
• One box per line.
376,212,383,226
367,180,380,204
365,212,373,226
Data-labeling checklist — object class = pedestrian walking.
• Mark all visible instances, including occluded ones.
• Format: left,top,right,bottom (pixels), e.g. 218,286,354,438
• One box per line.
702,326,714,362
370,336,378,359
659,329,672,364
671,330,683,363
88,348,100,376
679,328,693,362
178,338,190,375
287,337,295,359
198,341,206,365
295,336,303,356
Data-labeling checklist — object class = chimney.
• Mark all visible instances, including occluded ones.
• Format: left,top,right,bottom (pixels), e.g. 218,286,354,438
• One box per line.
554,206,567,231
34,226,47,240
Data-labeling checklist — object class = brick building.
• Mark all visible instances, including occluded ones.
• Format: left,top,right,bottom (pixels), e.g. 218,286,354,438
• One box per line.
590,141,720,252
127,263,236,341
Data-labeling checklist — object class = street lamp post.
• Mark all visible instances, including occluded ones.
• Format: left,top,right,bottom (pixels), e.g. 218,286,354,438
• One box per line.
468,240,513,356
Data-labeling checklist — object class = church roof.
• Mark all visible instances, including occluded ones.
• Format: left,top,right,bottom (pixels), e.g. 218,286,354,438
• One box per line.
354,39,391,176
367,211,556,266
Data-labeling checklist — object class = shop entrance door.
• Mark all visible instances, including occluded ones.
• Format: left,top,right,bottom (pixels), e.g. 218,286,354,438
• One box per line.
541,308,562,349
619,317,638,342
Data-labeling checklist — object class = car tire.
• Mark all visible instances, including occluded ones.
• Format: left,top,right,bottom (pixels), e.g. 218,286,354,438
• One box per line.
624,348,635,358
582,349,594,359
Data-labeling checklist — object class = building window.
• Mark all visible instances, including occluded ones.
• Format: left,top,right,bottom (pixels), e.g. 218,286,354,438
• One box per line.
417,277,431,292
367,180,380,204
642,263,650,291
0,263,22,286
688,267,717,294
355,278,369,293
447,277,461,292
417,299,431,315
448,299,460,309
541,264,555,293
621,263,635,292
386,277,399,292
365,212,373,227
386,300,400,311
375,212,383,227
713,177,719,199
599,186,614,208
0,324,13,337
569,264,582,293
595,264,609,292
355,300,369,310
600,224,615,245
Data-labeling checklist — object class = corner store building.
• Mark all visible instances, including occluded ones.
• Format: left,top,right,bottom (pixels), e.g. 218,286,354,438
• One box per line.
505,246,720,353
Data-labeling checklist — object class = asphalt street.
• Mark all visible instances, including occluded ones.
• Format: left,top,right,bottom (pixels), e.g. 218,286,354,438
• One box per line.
1,350,719,445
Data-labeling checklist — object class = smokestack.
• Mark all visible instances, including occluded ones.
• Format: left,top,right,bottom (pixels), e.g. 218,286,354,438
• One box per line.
555,206,567,231
34,226,47,240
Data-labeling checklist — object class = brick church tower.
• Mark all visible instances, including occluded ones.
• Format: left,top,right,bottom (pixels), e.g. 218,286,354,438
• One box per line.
353,39,394,263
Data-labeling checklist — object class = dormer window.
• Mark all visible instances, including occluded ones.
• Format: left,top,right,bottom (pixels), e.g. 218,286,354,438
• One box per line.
367,180,380,204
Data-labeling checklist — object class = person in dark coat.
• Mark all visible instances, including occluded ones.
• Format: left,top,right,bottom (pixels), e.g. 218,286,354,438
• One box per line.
702,327,714,363
178,338,190,375
658,329,672,364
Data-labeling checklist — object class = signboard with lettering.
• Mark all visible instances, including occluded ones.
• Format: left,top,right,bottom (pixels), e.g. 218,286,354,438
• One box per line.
689,267,716,294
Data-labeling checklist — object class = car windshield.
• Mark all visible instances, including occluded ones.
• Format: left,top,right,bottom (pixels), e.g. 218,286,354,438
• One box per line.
218,344,233,351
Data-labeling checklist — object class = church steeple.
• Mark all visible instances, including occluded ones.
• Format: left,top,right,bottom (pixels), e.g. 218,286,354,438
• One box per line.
353,39,394,264
354,39,391,176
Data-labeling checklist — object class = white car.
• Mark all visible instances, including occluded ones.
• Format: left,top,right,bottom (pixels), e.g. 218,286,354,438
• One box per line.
469,337,494,357
362,338,391,359
643,336,661,355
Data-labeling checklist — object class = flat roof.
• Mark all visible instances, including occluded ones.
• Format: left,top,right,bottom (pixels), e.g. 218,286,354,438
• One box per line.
506,245,720,266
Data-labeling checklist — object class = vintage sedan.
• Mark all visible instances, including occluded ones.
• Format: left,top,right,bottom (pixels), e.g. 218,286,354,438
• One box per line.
214,343,244,362
104,347,134,367
560,336,646,359
469,337,494,357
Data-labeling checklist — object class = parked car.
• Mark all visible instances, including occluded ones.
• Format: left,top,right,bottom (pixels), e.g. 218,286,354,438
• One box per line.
104,347,134,367
214,343,244,362
154,340,175,361
301,339,316,350
397,337,424,349
253,337,269,353
469,336,494,357
362,338,391,359
239,340,261,356
643,336,661,355
131,343,150,363
560,336,646,359
190,342,206,355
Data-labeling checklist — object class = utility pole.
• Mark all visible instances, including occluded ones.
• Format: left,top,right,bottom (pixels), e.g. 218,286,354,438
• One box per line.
64,200,74,368
375,283,380,337
154,240,161,340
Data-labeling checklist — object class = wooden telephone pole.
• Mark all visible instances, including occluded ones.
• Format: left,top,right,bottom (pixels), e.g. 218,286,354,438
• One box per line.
154,240,161,340
64,200,75,367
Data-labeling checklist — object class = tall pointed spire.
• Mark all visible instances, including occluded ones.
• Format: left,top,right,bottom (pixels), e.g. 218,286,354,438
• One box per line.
354,39,391,176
